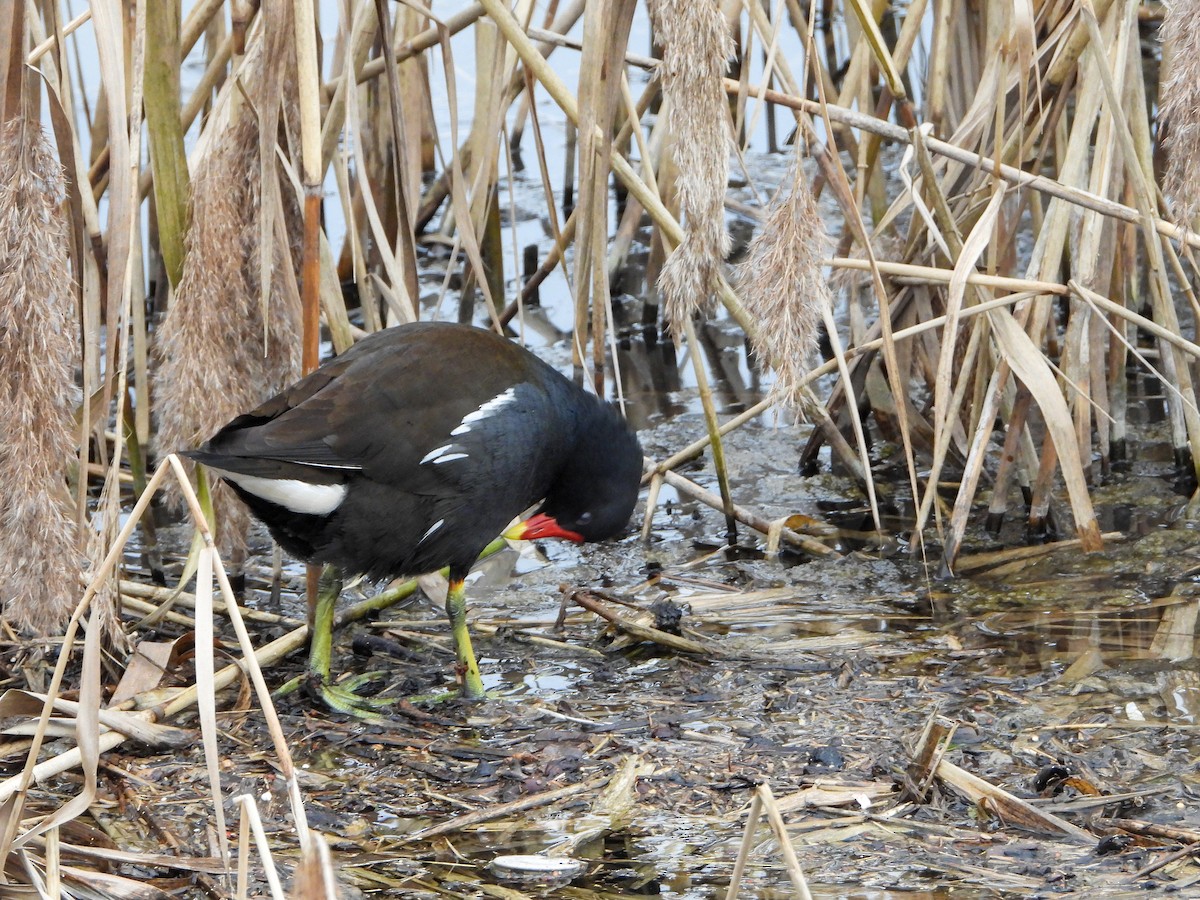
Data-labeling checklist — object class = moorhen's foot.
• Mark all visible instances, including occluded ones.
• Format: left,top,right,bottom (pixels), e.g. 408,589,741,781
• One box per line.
303,671,396,720
454,665,486,701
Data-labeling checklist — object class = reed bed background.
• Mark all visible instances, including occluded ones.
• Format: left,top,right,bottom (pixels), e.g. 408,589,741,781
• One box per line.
0,0,1198,893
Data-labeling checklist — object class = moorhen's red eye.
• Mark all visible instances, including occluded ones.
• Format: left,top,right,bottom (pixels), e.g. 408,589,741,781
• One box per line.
186,321,643,706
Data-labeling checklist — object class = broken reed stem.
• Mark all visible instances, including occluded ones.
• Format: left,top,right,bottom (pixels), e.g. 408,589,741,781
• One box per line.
725,791,763,900
193,545,231,869
682,316,739,542
908,715,1095,843
660,469,837,557
951,531,1126,574
831,258,1066,294
757,782,814,900
569,589,714,655
398,771,613,845
117,579,305,628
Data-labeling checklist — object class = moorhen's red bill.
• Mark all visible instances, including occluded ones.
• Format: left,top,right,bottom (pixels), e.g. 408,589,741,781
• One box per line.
186,321,643,704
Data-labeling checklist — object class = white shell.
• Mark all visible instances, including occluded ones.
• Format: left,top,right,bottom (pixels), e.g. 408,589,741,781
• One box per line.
486,855,586,885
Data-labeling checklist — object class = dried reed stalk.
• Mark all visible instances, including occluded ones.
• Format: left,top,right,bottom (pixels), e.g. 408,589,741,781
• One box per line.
646,0,733,330
736,154,828,408
1159,0,1200,226
154,25,303,556
0,118,82,635
289,833,340,899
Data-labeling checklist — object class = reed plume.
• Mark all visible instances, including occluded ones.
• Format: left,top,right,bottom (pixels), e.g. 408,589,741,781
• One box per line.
1160,0,1200,226
154,26,303,558
647,0,733,331
0,118,83,635
736,156,829,409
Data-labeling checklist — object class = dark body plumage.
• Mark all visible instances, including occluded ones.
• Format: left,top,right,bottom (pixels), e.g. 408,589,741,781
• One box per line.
186,322,643,584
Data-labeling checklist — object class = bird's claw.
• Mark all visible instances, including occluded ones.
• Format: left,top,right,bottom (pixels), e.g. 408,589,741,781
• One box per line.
303,671,396,720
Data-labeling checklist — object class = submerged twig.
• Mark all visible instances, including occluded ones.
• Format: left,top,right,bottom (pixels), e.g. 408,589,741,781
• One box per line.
398,771,614,845
569,589,715,655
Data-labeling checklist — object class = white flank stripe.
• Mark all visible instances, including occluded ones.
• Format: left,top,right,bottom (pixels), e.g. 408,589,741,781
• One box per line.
418,518,445,545
459,386,518,427
220,472,347,516
420,444,455,464
432,452,468,464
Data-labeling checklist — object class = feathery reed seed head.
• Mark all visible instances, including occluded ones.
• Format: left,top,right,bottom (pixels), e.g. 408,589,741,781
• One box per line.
647,0,733,332
736,158,829,410
1160,0,1200,226
154,38,303,556
0,118,83,635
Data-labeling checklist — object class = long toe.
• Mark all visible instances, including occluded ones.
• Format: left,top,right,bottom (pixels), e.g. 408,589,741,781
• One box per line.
303,672,396,720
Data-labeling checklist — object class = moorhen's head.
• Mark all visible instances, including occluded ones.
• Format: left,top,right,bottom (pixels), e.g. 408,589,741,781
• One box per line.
509,403,643,544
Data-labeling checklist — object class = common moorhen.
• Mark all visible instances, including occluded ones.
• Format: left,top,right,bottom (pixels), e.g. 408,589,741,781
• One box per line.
186,321,643,707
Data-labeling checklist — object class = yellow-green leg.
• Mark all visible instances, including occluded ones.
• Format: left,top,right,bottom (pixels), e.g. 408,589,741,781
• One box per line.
304,566,394,718
285,538,509,712
446,576,485,699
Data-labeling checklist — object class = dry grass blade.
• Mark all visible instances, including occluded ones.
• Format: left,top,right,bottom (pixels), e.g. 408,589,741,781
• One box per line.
575,0,635,384
165,455,312,844
292,0,323,370
8,604,103,853
845,0,906,103
193,546,230,870
918,187,1007,547
983,309,1102,548
143,0,188,288
237,797,286,900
